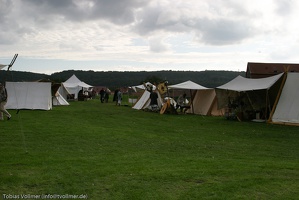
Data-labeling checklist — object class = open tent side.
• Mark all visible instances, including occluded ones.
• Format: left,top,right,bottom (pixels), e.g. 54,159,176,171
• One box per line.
168,80,210,114
215,73,284,121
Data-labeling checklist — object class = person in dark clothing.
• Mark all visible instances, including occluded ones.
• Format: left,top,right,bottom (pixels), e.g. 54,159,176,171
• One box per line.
113,89,119,105
99,88,105,103
150,91,158,106
147,89,159,111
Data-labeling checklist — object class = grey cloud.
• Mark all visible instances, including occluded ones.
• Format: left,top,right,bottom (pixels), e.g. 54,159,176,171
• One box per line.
0,0,269,47
134,6,190,35
0,0,34,44
23,0,146,24
90,0,146,25
135,13,253,46
0,0,146,44
195,18,253,45
274,0,293,16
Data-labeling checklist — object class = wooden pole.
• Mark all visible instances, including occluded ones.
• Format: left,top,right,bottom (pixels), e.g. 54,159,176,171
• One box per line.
190,89,195,114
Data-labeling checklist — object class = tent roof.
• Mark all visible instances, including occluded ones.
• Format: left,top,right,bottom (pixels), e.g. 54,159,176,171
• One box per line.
168,80,209,90
130,82,156,92
63,74,93,88
217,73,283,92
64,74,81,83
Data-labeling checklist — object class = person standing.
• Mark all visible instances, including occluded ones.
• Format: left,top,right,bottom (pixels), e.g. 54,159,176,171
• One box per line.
149,89,158,111
99,88,105,103
0,83,11,120
104,90,109,103
117,89,122,106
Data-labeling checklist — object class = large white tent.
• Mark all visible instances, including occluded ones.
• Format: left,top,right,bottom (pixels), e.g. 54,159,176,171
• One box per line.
269,73,299,126
5,82,52,110
216,73,284,120
63,74,93,99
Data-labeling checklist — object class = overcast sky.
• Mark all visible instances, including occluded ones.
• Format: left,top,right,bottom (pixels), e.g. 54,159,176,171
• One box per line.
0,0,298,74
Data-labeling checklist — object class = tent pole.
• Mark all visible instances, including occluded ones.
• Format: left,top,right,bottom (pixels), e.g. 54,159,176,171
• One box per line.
267,71,288,123
265,89,270,119
190,89,194,114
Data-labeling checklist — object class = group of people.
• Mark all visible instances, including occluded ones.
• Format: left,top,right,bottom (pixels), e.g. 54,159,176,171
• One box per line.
99,88,122,106
99,88,109,103
147,84,190,113
0,83,11,121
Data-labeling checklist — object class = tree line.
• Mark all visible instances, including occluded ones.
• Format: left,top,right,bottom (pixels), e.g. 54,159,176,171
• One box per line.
0,70,245,89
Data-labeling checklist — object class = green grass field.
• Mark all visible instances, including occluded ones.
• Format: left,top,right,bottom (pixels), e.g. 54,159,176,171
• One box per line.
1,99,298,200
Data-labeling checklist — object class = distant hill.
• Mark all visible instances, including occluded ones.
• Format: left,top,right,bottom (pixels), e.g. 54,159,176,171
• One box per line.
1,70,245,89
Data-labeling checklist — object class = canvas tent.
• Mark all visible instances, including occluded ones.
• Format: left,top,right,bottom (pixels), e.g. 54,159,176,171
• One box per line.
5,82,52,110
190,89,224,116
168,80,210,114
63,74,93,99
51,83,70,106
216,73,284,120
168,80,208,90
269,73,299,126
52,91,69,106
132,90,163,110
129,82,156,106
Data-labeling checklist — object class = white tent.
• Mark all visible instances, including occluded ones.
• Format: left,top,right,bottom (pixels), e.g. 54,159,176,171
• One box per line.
5,82,52,110
216,73,284,120
168,80,208,90
51,83,70,106
56,84,70,103
270,73,299,126
63,74,93,99
168,80,210,114
52,91,69,106
132,90,163,110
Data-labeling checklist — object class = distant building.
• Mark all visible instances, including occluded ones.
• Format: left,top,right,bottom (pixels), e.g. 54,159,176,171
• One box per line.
246,62,299,78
